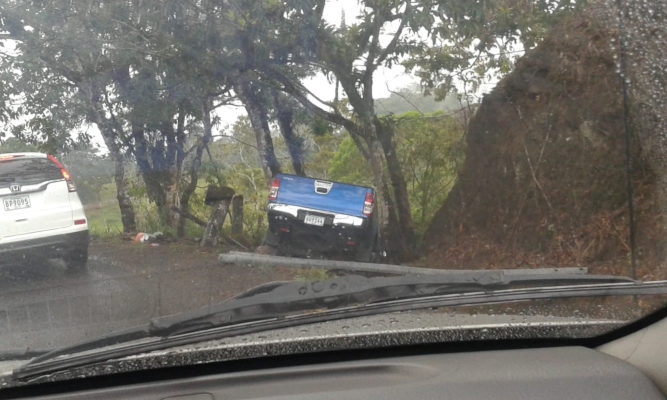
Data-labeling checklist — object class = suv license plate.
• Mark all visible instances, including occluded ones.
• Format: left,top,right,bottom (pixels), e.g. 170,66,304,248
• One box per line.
304,214,325,226
3,195,31,211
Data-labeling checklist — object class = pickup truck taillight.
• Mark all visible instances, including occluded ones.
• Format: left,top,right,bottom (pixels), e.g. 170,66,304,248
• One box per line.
268,178,281,201
47,154,77,192
363,192,374,216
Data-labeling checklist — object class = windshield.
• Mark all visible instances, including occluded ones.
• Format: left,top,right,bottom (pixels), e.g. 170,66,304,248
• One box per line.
1,0,667,384
0,158,62,187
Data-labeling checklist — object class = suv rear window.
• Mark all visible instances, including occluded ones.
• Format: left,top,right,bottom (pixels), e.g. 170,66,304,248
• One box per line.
0,157,63,188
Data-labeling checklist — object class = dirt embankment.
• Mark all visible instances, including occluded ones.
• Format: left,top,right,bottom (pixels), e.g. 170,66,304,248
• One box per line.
423,4,667,280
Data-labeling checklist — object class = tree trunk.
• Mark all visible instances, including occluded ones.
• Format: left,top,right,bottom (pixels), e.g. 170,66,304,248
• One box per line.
178,97,214,238
131,123,166,207
231,195,244,236
376,119,417,255
234,76,281,185
109,145,136,233
273,91,306,176
162,121,181,229
84,80,137,234
381,181,405,263
201,199,230,248
367,135,389,232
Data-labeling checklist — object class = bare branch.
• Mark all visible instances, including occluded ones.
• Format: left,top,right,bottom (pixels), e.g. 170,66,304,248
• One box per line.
258,65,361,136
384,82,424,116
376,6,409,66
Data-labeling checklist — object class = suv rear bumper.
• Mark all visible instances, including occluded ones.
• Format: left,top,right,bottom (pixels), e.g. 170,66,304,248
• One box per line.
0,230,89,262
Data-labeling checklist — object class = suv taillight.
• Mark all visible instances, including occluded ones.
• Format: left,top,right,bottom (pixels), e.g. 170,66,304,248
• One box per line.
363,192,374,216
268,178,280,201
47,154,76,192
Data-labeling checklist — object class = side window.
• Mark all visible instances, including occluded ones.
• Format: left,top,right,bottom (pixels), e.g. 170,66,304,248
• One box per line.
0,158,63,188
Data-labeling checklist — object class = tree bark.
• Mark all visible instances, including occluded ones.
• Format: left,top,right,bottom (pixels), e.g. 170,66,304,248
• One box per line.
131,123,166,208
231,195,244,236
178,96,214,237
110,149,137,234
161,121,181,228
273,91,306,176
375,119,417,255
201,199,230,247
83,80,137,233
234,76,281,186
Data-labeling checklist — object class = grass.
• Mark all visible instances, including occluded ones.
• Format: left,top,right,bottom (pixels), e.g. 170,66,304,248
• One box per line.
292,268,331,282
83,179,266,246
86,205,124,238
85,183,124,238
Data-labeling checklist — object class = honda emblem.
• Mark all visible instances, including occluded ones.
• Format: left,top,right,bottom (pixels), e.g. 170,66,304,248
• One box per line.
10,184,21,193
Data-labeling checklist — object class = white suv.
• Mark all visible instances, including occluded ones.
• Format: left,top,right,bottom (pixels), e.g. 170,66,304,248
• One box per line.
0,152,89,271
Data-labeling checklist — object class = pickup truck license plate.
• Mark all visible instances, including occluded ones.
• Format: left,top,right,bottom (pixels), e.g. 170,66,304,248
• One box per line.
3,195,31,211
304,214,325,226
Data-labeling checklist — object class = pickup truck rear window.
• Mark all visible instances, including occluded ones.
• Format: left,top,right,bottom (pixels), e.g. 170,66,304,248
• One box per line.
0,158,63,188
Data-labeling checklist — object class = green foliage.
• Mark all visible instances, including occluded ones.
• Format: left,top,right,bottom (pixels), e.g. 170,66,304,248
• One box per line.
374,85,465,116
393,112,465,235
0,137,39,153
59,147,114,204
328,137,373,186
404,0,585,101
85,183,123,238
328,111,465,237
0,0,578,245
292,268,331,282
302,133,345,180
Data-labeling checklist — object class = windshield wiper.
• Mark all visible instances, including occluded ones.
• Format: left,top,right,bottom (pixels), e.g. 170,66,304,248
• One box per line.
0,349,50,362
12,272,664,381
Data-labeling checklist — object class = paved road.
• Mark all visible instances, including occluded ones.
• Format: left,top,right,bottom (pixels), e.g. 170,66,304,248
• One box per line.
0,246,637,354
0,255,157,350
0,251,259,351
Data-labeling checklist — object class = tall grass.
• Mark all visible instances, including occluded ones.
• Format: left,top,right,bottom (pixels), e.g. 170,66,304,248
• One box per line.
84,180,268,246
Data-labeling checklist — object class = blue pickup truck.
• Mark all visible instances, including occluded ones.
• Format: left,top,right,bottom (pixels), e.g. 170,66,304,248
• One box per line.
263,174,381,262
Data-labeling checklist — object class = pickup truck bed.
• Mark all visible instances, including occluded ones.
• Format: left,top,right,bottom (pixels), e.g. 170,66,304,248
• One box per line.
264,174,380,262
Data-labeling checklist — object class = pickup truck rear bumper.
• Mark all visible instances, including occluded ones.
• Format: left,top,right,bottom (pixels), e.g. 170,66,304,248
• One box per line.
267,203,366,227
266,203,374,258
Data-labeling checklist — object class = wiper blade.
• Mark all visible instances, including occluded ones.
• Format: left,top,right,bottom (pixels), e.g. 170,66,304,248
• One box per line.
13,279,667,381
13,272,634,374
0,349,50,362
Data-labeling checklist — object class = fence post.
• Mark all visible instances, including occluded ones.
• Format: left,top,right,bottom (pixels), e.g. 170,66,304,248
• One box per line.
201,199,230,247
200,186,235,248
231,195,244,236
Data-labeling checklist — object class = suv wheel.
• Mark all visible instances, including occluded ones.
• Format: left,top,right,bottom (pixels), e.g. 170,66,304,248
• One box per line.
64,248,88,272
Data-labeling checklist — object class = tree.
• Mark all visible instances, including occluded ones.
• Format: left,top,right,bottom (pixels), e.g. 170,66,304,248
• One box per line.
0,137,39,153
247,0,424,259
1,0,138,233
329,111,465,238
1,0,237,235
59,145,115,205
404,0,583,102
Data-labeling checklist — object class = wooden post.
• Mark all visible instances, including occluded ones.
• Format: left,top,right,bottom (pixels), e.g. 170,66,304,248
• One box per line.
201,200,230,247
201,186,235,248
231,195,244,236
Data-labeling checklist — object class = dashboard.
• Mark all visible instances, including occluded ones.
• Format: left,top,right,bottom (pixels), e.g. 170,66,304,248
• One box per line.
14,346,664,400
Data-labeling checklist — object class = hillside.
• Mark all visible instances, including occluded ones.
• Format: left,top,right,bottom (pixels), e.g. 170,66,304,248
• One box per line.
422,4,667,281
374,86,465,116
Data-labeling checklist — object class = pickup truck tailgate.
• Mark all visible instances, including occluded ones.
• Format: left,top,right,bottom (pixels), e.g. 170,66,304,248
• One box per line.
274,175,369,218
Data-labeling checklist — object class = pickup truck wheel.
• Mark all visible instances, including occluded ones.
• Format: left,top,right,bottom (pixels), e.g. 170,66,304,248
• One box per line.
356,234,382,263
263,230,280,247
354,239,376,263
354,249,372,263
